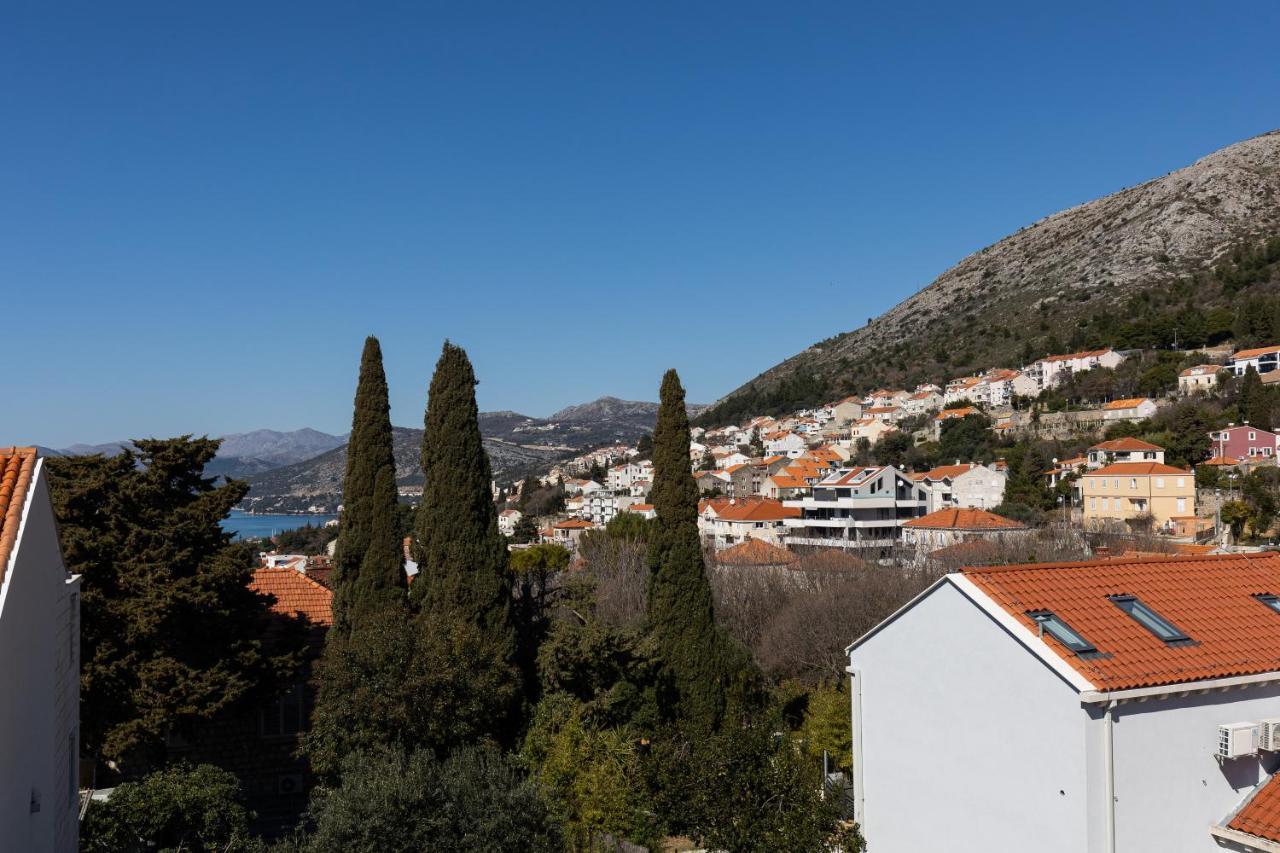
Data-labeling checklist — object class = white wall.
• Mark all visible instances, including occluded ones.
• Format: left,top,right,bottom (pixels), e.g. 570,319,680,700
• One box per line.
1106,684,1280,852
849,581,1088,853
0,464,79,853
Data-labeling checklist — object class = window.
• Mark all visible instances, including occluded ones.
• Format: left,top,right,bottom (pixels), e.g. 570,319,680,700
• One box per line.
261,683,305,738
1250,432,1257,441
1109,595,1190,644
1129,478,1137,490
1113,479,1120,490
1155,477,1164,489
1027,611,1098,655
1177,478,1185,488
1177,497,1187,513
1089,497,1096,511
1255,594,1280,614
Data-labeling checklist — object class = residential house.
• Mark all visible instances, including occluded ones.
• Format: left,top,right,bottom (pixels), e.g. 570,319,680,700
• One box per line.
1229,344,1280,376
1210,424,1280,462
761,472,810,500
847,418,897,445
1045,455,1088,489
944,376,983,406
1027,347,1126,389
693,470,730,495
582,489,640,525
763,431,808,458
899,506,1028,551
1179,364,1224,395
608,461,654,492
846,551,1280,853
931,406,980,440
697,497,800,549
1086,437,1165,468
1101,397,1158,422
974,369,1039,408
831,396,864,425
497,508,522,536
712,538,799,573
620,503,656,520
723,463,756,498
0,448,81,853
913,462,1007,512
864,406,903,424
902,389,943,417
864,389,909,408
715,450,752,470
1080,462,1194,530
782,466,928,551
551,519,595,548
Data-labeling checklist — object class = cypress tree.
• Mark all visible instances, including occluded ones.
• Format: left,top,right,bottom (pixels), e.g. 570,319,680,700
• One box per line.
410,341,521,747
330,336,406,632
646,369,751,731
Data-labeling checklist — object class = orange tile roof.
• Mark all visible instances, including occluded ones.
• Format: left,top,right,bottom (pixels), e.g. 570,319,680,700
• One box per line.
624,503,654,512
250,567,334,627
964,553,1280,690
1203,455,1241,466
1179,364,1223,377
0,448,38,585
1102,397,1151,410
715,538,799,567
864,406,899,414
705,497,801,522
1083,462,1191,477
1090,437,1163,452
1233,345,1280,361
1229,774,1280,843
918,463,979,481
935,407,978,420
766,474,807,489
903,508,1026,530
554,519,594,529
1040,348,1113,362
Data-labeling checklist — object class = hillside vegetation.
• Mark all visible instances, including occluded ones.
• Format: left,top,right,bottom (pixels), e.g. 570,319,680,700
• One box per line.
699,130,1280,426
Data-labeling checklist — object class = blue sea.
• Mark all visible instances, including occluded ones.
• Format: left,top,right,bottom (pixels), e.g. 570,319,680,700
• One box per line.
222,511,337,540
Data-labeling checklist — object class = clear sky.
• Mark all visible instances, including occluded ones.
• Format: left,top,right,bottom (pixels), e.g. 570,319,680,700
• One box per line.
5,2,1279,447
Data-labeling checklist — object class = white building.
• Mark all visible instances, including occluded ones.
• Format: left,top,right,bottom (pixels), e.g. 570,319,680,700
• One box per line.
608,461,654,492
973,369,1039,408
1027,347,1126,389
1179,364,1224,395
0,448,81,852
847,551,1280,853
912,462,1007,512
1100,397,1157,422
1229,345,1280,377
497,508,522,536
763,432,807,458
697,497,799,549
782,466,928,551
1086,437,1165,469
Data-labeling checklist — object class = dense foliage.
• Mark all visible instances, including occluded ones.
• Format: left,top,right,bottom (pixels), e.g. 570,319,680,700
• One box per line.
47,438,303,770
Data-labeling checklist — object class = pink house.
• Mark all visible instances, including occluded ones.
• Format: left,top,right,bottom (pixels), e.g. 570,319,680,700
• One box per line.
1209,424,1279,460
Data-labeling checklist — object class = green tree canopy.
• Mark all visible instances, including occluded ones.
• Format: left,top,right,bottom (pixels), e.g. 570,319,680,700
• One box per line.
47,438,303,769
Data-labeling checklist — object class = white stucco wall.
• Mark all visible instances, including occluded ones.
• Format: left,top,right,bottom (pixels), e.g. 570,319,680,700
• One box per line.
0,464,80,853
1104,684,1280,852
849,580,1088,853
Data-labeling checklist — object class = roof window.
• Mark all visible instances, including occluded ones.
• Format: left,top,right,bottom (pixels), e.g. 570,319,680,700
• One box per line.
1254,594,1280,615
1109,595,1190,644
1027,610,1097,656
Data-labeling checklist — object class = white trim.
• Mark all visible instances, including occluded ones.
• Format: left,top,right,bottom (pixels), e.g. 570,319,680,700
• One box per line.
1079,669,1280,704
0,456,43,610
1210,824,1280,852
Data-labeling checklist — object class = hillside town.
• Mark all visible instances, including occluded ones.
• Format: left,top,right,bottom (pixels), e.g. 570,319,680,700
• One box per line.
488,344,1280,567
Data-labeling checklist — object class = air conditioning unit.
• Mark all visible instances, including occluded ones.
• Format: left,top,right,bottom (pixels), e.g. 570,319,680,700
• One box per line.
1259,719,1280,751
1218,722,1260,759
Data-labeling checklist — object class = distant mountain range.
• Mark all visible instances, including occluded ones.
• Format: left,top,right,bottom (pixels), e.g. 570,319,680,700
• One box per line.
44,396,706,513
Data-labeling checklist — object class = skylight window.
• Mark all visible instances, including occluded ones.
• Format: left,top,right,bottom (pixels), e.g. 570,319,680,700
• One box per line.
1109,595,1190,644
1027,610,1097,655
1255,594,1280,614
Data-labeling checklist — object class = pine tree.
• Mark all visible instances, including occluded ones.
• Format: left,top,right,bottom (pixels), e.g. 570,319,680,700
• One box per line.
331,336,406,632
1239,365,1272,430
645,369,753,732
410,341,522,747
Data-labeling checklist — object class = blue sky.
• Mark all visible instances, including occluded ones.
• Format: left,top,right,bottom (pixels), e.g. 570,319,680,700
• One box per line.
5,2,1279,447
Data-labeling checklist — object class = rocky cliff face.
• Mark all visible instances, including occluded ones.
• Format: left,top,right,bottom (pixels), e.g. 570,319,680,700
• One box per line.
708,130,1280,417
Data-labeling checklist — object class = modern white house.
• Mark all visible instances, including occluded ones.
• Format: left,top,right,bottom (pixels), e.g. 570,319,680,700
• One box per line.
782,466,928,550
847,552,1280,853
1086,437,1165,469
0,447,81,853
497,508,522,536
1026,347,1126,389
1230,345,1280,377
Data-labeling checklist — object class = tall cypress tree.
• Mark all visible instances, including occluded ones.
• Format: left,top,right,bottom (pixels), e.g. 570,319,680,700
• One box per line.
410,341,521,747
331,336,406,632
646,369,750,731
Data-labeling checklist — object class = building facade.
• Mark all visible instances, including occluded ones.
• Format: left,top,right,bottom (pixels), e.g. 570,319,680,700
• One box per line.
1080,462,1194,530
782,466,928,551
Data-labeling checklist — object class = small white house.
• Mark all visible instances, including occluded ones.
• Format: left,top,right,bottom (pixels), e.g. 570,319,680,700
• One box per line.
1179,364,1224,395
847,552,1280,853
497,508,523,536
912,462,1007,512
0,448,81,852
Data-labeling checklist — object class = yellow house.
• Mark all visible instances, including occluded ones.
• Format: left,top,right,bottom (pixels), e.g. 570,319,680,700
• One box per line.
1080,462,1195,530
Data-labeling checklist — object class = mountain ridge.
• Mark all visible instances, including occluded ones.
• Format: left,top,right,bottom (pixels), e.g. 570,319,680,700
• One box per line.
699,129,1280,424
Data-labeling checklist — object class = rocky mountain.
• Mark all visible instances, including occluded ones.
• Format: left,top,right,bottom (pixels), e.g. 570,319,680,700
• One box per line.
478,397,708,447
216,428,345,467
239,426,564,513
700,129,1280,425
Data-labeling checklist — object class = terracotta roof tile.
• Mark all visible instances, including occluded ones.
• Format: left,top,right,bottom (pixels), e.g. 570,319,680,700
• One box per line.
1084,461,1190,477
1229,773,1280,843
715,539,799,567
250,567,334,627
1090,437,1164,452
0,447,39,586
703,497,801,522
1233,345,1280,361
1102,397,1151,410
964,553,1280,690
903,508,1026,530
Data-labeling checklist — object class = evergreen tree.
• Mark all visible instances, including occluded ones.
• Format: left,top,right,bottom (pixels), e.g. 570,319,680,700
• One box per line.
1239,365,1271,430
47,439,303,770
410,341,522,748
331,336,406,633
645,369,753,732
